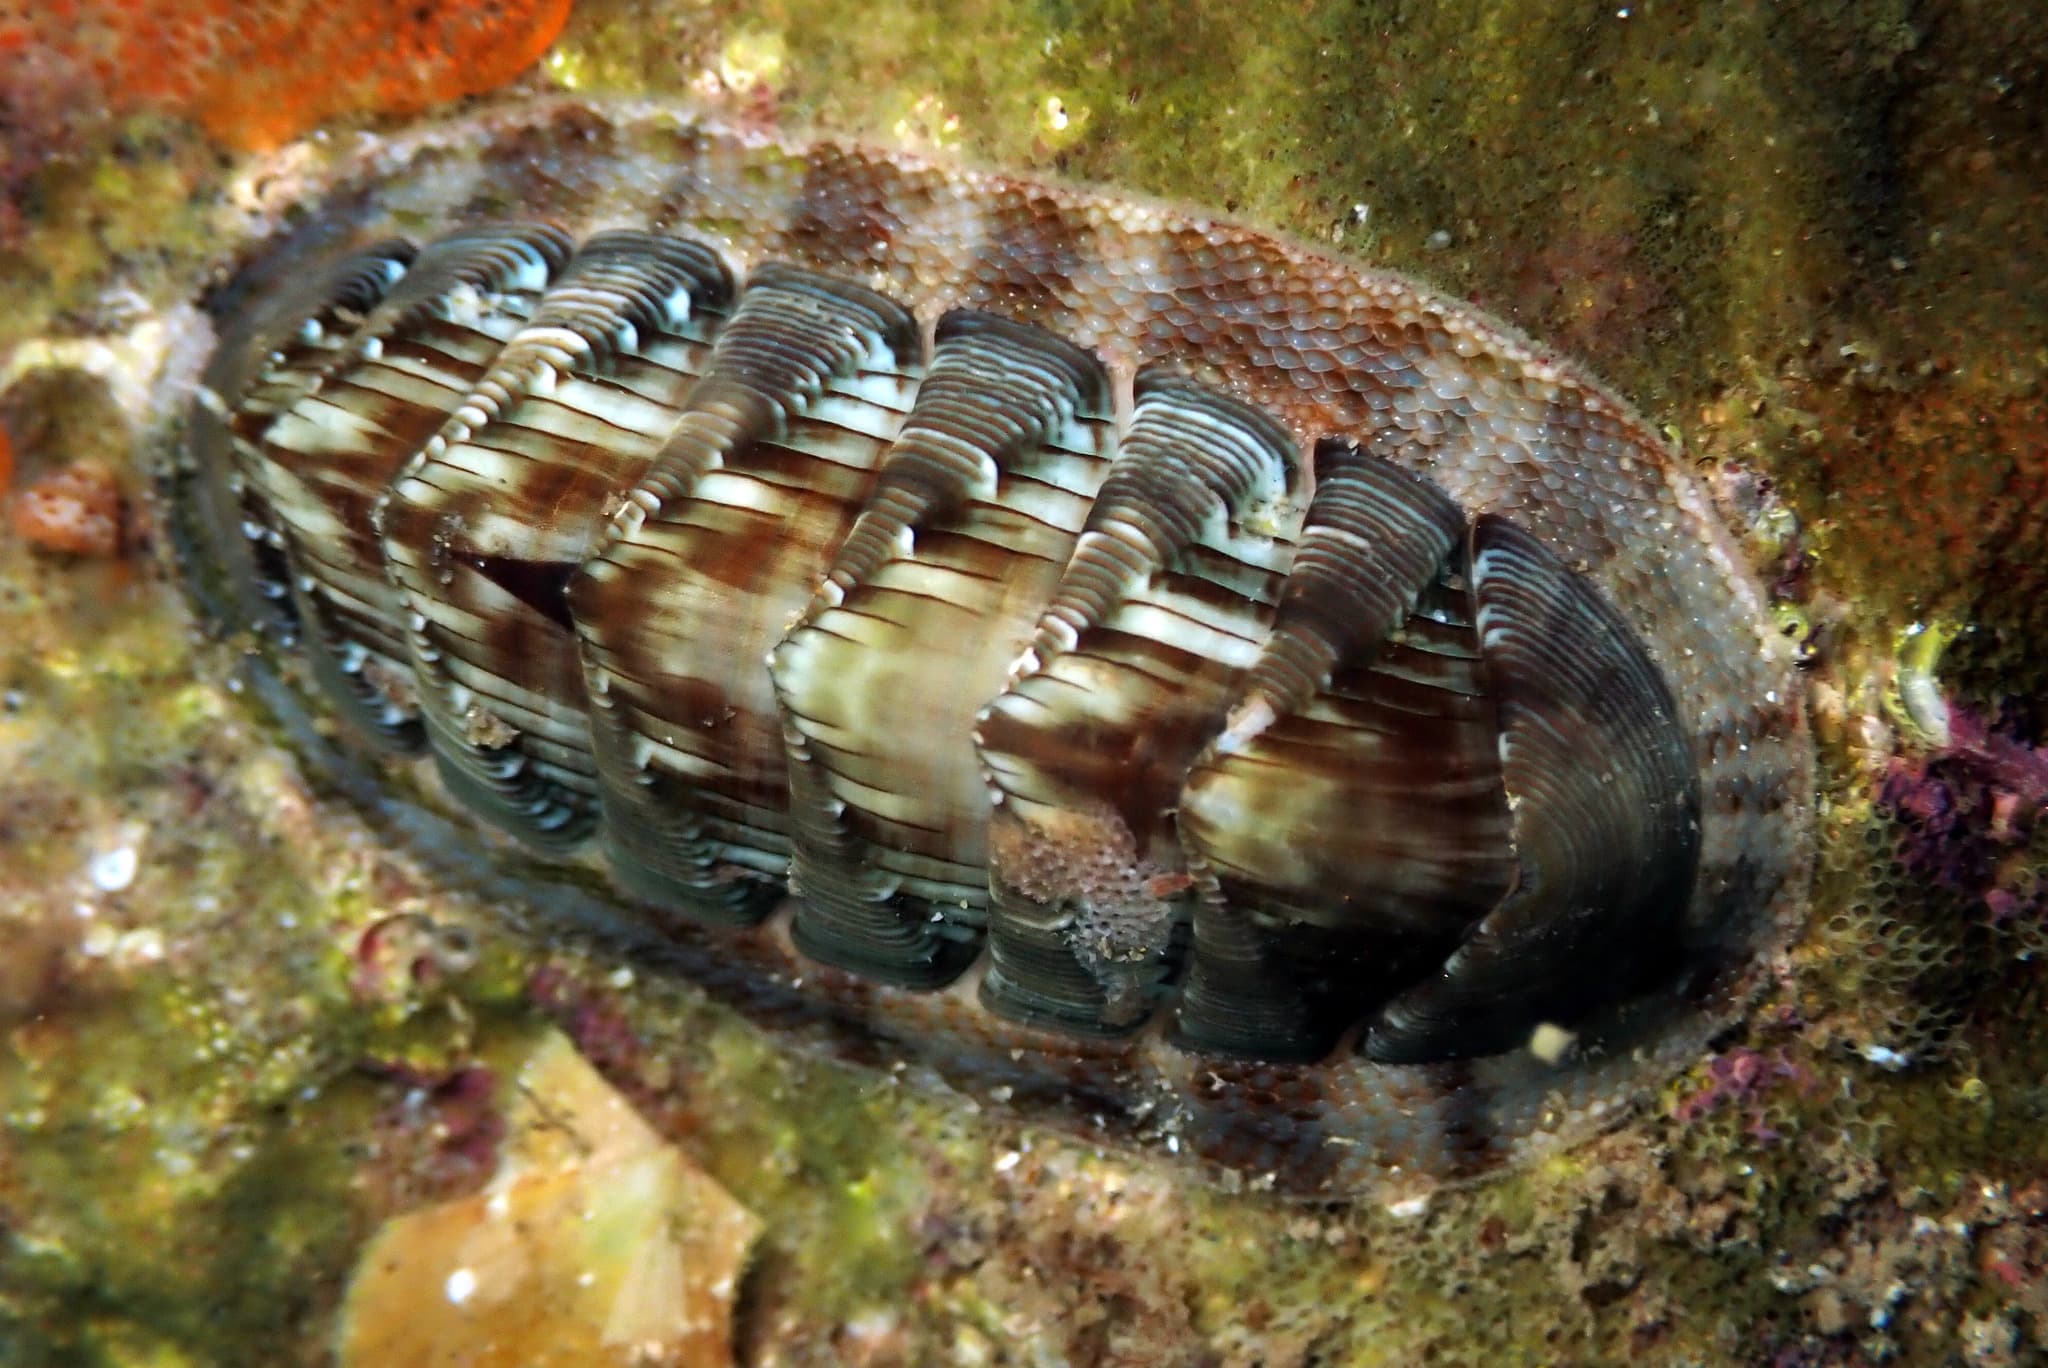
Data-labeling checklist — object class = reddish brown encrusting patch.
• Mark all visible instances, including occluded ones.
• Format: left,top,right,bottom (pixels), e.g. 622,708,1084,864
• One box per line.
349,912,480,1003
1787,384,2048,709
1507,227,1670,374
358,1063,505,1211
527,964,660,1105
0,41,101,249
1671,1046,1820,1144
10,461,124,557
1879,705,2048,931
0,0,570,151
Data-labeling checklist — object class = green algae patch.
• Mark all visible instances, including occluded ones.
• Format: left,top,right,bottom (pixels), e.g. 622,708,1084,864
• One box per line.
0,940,370,1367
691,1028,928,1315
0,556,359,1365
514,960,948,1327
0,113,225,358
0,453,531,1364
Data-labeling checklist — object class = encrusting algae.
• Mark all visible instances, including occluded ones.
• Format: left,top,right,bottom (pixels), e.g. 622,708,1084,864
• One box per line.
0,0,570,151
3,2,2048,1365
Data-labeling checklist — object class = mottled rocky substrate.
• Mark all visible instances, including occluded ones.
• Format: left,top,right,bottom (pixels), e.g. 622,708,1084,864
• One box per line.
2,3,2045,1364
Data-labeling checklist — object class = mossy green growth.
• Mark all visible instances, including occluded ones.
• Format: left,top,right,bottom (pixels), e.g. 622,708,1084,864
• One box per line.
668,1007,930,1314
0,113,222,356
552,0,2045,439
1,987,370,1367
0,506,507,1365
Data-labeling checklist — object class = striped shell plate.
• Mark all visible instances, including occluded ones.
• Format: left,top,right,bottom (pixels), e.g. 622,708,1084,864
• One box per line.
173,98,1813,1197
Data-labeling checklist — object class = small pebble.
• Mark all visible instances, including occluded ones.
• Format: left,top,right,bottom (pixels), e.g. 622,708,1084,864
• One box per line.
89,845,138,892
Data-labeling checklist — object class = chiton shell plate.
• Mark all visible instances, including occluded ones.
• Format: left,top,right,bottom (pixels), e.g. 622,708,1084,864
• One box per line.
171,97,1813,1197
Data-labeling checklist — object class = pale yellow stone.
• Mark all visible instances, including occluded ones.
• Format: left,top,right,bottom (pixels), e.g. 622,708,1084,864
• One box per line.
338,1030,761,1368
1526,1021,1578,1066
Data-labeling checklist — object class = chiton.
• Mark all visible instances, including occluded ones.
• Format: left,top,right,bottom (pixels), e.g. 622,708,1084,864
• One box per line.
171,97,1813,1196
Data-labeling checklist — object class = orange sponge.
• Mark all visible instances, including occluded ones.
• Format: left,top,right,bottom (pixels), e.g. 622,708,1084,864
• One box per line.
0,0,571,150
